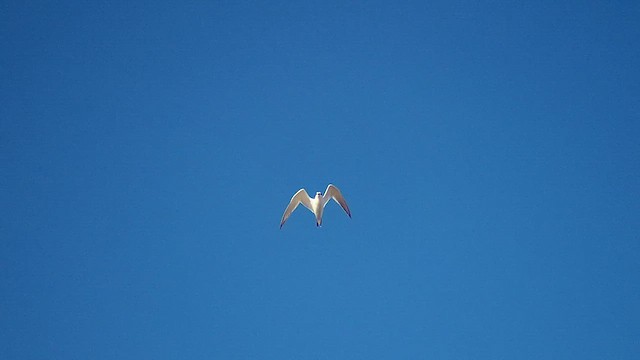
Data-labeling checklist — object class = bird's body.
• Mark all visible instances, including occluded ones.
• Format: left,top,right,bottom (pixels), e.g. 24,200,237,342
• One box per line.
280,184,351,228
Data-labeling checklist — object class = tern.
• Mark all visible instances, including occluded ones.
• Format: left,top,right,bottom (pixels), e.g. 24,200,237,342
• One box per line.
280,184,352,228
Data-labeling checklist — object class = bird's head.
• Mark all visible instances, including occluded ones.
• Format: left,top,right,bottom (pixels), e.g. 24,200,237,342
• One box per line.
316,192,322,197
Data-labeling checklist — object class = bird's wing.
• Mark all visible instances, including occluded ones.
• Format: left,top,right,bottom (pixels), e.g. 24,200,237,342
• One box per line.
322,184,351,218
280,189,312,228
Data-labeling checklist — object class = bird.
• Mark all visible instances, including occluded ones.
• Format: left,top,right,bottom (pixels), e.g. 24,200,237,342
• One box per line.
280,184,351,228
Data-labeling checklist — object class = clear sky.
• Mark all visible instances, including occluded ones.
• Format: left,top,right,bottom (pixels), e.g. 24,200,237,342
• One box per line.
2,1,639,359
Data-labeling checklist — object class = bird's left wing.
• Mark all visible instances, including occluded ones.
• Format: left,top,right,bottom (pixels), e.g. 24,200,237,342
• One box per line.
322,184,351,218
280,189,312,228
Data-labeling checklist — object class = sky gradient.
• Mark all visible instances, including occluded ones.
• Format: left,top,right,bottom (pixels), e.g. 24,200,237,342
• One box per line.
2,1,640,359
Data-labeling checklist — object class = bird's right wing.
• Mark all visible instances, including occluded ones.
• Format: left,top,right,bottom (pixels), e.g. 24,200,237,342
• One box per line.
322,184,351,218
280,189,312,228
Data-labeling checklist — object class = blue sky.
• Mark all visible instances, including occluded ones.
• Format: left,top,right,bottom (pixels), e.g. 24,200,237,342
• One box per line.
2,1,639,358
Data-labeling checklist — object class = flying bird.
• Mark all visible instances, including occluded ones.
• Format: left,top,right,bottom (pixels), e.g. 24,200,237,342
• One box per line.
280,184,352,228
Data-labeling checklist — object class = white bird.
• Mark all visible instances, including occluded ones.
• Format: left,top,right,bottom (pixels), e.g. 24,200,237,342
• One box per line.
280,184,352,228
